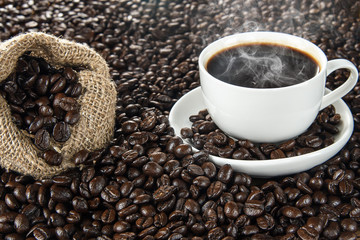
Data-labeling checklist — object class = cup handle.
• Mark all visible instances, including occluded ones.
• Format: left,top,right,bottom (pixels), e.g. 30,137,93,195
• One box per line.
320,59,359,110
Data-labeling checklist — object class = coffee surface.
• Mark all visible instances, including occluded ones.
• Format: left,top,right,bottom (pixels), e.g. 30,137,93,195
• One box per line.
206,43,319,88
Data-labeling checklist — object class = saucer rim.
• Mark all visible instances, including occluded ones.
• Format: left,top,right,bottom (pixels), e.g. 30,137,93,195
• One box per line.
169,86,354,177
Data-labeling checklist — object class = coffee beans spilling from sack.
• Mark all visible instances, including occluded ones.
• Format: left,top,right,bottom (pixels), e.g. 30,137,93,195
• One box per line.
0,0,359,240
0,55,84,166
181,106,341,160
0,32,117,179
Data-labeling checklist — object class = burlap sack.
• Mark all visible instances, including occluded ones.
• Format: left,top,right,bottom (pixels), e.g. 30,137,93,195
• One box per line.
0,32,117,179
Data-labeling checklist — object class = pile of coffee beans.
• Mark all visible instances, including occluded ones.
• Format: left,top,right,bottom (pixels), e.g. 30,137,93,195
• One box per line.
0,55,82,166
0,0,359,239
181,107,341,160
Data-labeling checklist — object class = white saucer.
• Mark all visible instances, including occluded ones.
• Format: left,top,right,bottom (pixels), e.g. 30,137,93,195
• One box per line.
169,87,354,177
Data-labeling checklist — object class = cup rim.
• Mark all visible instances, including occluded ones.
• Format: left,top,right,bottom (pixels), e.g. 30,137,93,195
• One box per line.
199,31,328,91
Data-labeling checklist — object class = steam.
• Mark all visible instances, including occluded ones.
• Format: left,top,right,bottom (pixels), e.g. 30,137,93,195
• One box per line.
208,44,318,88
198,0,341,88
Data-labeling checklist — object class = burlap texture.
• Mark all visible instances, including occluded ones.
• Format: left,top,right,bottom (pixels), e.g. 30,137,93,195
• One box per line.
0,32,117,179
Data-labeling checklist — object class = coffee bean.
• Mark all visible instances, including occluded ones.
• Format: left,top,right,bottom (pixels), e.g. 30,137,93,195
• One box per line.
256,213,275,230
28,116,44,134
207,181,225,199
323,221,340,239
143,162,163,178
128,132,149,146
278,139,296,152
50,185,72,203
281,206,302,218
101,185,121,203
297,225,319,239
71,196,88,213
295,194,312,208
43,150,62,166
202,162,217,179
340,218,358,232
34,129,50,150
224,201,240,219
50,77,67,94
270,149,286,159
113,220,131,233
174,144,192,159
64,110,80,125
304,135,323,148
241,225,260,236
217,164,233,184
180,128,193,139
36,75,50,95
207,227,225,240
70,83,82,97
118,205,139,219
73,149,90,165
38,105,54,117
53,122,71,142
243,200,264,217
187,164,204,177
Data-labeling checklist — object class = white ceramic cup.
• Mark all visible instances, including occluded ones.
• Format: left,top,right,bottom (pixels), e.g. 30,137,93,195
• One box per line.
199,31,358,143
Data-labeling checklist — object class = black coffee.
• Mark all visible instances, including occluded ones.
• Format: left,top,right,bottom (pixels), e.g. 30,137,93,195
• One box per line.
206,43,319,88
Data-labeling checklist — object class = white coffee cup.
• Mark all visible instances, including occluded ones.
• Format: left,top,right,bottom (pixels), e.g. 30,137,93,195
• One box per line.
199,31,358,143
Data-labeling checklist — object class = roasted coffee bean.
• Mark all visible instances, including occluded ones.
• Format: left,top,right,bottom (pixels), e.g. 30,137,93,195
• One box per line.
50,77,67,94
232,148,252,160
184,198,200,214
50,185,72,203
64,110,80,125
193,176,211,189
53,122,71,142
34,129,51,150
304,135,323,148
323,221,340,239
142,160,163,177
113,220,131,233
180,128,193,139
174,144,192,159
297,225,319,239
270,149,286,159
101,185,121,203
243,200,264,217
207,181,225,199
202,162,217,179
38,105,54,117
224,201,240,219
73,149,90,165
256,213,275,230
279,140,296,152
207,227,225,240
43,150,62,166
118,205,139,219
260,144,277,156
28,116,44,134
72,196,88,213
63,67,77,82
217,164,233,184
281,206,303,218
295,194,312,208
241,225,260,236
153,185,177,202
70,83,82,97
36,75,50,95
187,164,204,177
